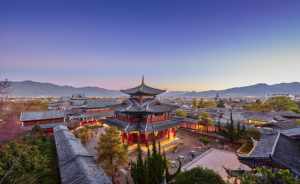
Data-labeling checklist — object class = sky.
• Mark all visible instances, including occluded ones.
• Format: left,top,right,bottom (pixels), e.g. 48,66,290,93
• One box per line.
1,0,300,91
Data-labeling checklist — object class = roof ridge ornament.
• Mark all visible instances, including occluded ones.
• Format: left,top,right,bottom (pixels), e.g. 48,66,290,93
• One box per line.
141,75,145,85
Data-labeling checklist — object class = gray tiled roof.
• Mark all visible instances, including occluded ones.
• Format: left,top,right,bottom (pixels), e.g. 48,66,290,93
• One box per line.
105,118,182,132
240,127,300,176
241,111,276,122
81,111,114,120
249,132,279,158
115,98,178,113
266,120,300,130
272,134,300,176
145,118,182,132
53,125,111,184
281,127,300,138
105,118,129,130
20,110,65,122
83,100,120,109
38,122,66,129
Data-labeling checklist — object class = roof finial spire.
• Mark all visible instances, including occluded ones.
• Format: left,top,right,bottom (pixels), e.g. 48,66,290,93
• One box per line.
141,75,145,85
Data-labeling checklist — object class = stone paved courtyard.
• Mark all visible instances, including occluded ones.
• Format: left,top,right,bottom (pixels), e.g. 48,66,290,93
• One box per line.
83,127,236,166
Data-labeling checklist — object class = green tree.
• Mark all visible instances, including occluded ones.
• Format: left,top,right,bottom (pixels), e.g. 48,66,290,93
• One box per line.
217,100,225,108
245,97,300,113
192,99,198,109
197,99,216,108
176,109,187,118
245,127,261,140
200,112,214,132
221,112,247,142
0,130,59,184
239,167,299,184
74,126,94,145
131,140,181,184
266,96,299,113
96,127,128,184
175,167,226,184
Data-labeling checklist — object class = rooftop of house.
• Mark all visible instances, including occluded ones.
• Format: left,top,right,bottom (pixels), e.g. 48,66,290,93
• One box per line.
20,110,65,122
53,125,111,184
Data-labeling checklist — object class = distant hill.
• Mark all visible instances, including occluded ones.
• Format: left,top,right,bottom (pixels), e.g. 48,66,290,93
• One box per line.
179,82,300,98
7,81,300,98
8,81,123,97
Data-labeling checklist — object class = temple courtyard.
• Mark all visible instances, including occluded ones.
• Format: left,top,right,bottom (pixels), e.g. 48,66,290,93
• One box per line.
83,126,239,167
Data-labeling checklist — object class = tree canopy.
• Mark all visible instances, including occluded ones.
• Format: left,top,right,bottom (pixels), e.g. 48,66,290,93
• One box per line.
96,127,128,183
176,109,188,118
174,167,226,184
192,99,217,109
74,126,94,145
244,97,300,113
131,140,181,184
239,167,299,184
0,129,59,184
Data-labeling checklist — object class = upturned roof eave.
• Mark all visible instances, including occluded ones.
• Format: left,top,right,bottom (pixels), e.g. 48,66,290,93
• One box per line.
120,83,166,96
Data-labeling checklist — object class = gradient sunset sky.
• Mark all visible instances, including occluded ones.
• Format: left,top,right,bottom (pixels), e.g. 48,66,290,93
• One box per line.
1,0,300,91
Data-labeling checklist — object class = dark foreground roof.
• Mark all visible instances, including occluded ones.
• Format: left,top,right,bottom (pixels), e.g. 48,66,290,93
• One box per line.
120,78,166,96
248,132,279,159
272,134,300,176
54,125,111,184
239,127,300,176
105,118,183,133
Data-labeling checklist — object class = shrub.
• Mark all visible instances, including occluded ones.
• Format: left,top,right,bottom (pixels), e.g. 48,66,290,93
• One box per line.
175,167,226,184
246,128,261,140
199,136,210,145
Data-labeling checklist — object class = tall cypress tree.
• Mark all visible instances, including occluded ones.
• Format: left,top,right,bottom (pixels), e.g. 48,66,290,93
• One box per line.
130,140,181,184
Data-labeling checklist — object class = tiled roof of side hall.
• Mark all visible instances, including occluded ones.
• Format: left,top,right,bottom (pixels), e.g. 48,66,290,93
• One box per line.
20,110,65,122
105,118,183,132
248,132,279,158
53,125,111,184
266,120,300,130
145,118,182,132
240,127,300,176
281,127,300,138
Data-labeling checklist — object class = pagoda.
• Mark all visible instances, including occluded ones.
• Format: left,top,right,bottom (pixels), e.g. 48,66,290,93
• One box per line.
105,77,181,145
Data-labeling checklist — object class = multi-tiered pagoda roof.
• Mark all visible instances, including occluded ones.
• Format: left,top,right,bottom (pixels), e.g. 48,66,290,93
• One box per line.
105,77,182,134
114,98,178,114
120,77,166,96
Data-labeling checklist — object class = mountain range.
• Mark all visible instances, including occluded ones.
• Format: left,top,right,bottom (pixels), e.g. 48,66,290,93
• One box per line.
8,81,123,97
7,80,300,98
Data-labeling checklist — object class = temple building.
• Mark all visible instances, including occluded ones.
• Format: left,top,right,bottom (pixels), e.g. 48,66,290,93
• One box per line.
20,110,66,133
105,77,181,145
